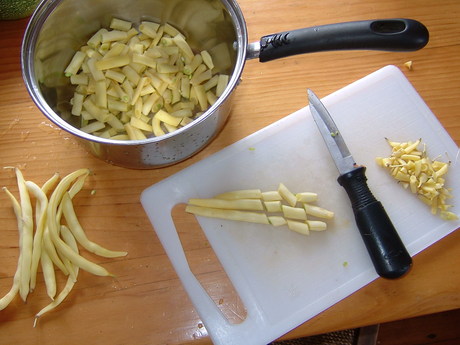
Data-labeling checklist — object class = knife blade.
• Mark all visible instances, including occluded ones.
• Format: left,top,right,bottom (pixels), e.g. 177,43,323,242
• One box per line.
307,89,412,279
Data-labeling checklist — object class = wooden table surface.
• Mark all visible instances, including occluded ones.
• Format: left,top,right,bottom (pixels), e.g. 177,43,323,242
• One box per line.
1,0,459,344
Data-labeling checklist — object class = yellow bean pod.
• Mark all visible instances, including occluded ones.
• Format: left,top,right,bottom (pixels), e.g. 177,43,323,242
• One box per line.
25,181,48,292
61,193,128,258
0,188,23,310
47,169,112,276
15,168,33,302
34,225,80,327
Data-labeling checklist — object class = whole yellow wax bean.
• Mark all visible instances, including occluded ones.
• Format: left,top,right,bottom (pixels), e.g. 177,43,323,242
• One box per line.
61,193,128,258
15,168,33,302
0,187,23,310
47,169,112,276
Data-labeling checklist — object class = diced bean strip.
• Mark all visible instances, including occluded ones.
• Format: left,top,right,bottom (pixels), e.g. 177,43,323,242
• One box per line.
204,75,219,91
140,81,156,97
296,192,318,203
122,65,140,85
191,69,212,85
87,28,107,48
131,116,152,132
282,205,307,220
152,118,165,137
112,82,129,103
207,91,218,105
163,123,178,133
105,43,127,58
268,216,287,227
278,183,297,207
95,55,130,70
87,58,105,81
201,50,214,70
0,188,23,310
82,98,110,122
173,34,194,60
85,48,102,60
157,63,179,74
264,201,282,212
261,191,282,201
95,80,107,108
131,77,149,105
180,117,193,127
105,69,126,83
151,26,164,46
190,64,206,81
70,74,88,85
303,204,335,219
80,121,106,133
108,97,128,112
34,225,80,327
71,93,84,115
139,21,160,38
111,134,129,140
154,109,182,127
15,168,33,302
193,85,208,111
163,23,180,37
180,76,191,98
125,123,146,140
171,109,192,118
287,220,310,236
64,51,86,77
61,193,128,258
110,18,132,31
102,30,128,43
185,205,270,225
216,74,229,97
132,53,157,68
183,54,202,75
307,220,327,231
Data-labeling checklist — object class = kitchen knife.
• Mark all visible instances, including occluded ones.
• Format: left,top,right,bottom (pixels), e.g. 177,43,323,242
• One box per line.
307,89,412,279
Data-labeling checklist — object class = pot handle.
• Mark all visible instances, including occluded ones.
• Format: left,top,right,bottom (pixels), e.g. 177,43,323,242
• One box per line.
249,19,429,62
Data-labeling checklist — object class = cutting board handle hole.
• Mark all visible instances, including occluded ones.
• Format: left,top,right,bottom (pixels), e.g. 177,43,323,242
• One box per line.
172,203,248,324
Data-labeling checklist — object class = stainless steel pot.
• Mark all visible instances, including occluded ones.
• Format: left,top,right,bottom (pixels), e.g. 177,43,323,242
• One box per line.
21,0,428,169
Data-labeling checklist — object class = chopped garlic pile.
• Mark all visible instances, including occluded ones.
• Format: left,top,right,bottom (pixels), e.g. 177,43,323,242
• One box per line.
376,138,458,220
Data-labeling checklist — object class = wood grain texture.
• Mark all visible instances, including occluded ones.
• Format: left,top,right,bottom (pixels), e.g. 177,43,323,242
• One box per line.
0,1,459,344
377,308,460,345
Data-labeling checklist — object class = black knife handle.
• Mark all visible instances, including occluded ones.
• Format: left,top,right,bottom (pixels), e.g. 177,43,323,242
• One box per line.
259,19,429,62
337,167,412,279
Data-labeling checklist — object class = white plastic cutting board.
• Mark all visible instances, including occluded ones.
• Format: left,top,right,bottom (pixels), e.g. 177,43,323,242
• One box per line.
141,65,460,345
